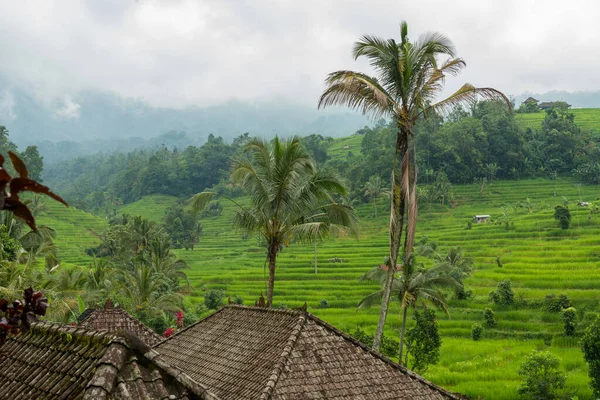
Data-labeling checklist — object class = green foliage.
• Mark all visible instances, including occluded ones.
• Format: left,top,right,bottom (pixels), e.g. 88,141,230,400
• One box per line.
163,203,202,250
518,351,566,400
562,307,577,337
471,323,483,341
319,299,329,309
204,289,225,310
489,279,515,306
518,98,541,114
405,309,441,373
554,206,571,229
545,294,571,313
0,224,20,261
581,317,600,397
484,308,497,327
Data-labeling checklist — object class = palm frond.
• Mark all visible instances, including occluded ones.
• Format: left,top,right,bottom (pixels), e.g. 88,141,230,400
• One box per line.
428,84,511,117
189,192,216,215
358,289,384,310
318,71,396,121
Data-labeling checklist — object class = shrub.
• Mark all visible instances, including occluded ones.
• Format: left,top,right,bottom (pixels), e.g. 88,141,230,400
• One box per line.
183,311,198,327
581,316,600,397
405,309,441,373
554,205,571,229
455,286,473,300
319,299,329,309
489,279,515,306
471,323,483,341
484,308,497,327
562,307,577,337
195,303,209,317
518,351,565,400
545,294,571,313
233,296,244,305
204,289,225,310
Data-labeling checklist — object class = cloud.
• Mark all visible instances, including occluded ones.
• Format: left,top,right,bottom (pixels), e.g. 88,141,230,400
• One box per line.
53,95,81,120
0,90,17,121
1,0,599,108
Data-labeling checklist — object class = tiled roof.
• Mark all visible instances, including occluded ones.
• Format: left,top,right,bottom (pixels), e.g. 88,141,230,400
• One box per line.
155,306,464,400
0,322,219,400
79,300,162,347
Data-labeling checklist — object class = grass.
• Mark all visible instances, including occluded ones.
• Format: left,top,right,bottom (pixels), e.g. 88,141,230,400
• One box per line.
38,177,600,399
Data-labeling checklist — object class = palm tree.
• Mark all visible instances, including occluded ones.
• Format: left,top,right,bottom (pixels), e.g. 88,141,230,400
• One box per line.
363,175,387,218
319,21,510,351
434,246,473,299
146,236,189,288
190,136,357,307
359,256,458,363
121,263,183,317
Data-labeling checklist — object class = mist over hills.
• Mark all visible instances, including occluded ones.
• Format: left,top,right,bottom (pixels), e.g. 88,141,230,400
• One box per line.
0,81,369,163
5,74,600,165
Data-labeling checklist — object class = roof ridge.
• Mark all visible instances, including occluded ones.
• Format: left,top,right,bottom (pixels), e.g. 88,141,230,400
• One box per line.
83,340,130,399
28,321,120,345
305,313,464,400
259,312,307,400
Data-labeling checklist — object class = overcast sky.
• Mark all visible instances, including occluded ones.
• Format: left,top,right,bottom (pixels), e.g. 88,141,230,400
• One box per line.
1,0,599,109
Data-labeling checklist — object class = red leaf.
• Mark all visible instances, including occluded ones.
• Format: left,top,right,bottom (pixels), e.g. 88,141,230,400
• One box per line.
23,287,34,303
0,168,10,186
33,298,48,316
9,178,67,207
6,202,36,230
8,151,28,179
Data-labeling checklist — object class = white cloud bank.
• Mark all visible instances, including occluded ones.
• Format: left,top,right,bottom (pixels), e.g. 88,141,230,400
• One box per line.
1,0,599,108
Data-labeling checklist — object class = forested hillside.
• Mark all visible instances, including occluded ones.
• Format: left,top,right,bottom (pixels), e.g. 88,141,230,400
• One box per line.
41,101,600,213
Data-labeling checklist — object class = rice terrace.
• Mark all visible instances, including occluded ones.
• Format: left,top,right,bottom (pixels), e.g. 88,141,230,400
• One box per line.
3,2,600,400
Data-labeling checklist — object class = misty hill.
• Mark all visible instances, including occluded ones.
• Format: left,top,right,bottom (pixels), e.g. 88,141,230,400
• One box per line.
0,81,368,163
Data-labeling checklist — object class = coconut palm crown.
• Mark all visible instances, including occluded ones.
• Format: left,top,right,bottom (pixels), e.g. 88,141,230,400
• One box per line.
191,136,357,307
319,21,510,351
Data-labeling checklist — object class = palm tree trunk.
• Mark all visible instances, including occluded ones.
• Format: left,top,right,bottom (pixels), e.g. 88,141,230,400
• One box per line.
372,134,408,352
398,306,408,364
266,243,278,307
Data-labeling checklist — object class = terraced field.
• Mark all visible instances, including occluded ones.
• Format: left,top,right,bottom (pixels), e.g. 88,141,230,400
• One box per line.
39,178,600,399
515,108,600,132
38,202,107,266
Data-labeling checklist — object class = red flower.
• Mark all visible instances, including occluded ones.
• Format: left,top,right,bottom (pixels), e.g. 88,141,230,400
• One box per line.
175,311,184,328
164,327,176,338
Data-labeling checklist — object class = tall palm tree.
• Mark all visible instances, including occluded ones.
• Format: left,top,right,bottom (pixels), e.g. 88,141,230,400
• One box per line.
319,21,510,350
359,257,458,363
190,136,357,307
363,175,387,218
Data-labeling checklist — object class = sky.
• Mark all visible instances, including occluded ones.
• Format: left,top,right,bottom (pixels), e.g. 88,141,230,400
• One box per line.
1,0,599,110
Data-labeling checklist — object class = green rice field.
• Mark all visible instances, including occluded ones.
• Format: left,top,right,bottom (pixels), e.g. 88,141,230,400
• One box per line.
515,108,600,132
40,178,600,399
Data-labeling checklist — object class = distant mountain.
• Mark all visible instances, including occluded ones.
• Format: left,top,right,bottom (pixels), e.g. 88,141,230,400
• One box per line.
514,91,600,108
0,79,369,163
